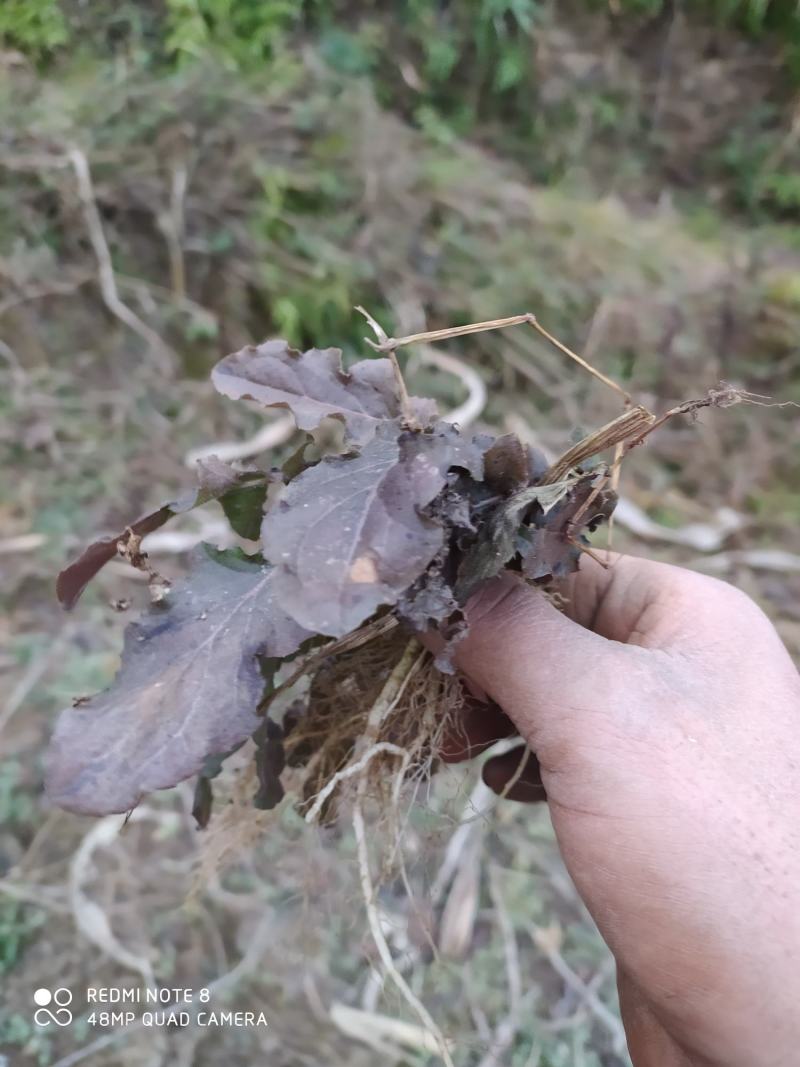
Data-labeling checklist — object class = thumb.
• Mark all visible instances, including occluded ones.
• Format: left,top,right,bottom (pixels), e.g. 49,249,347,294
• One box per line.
451,571,651,767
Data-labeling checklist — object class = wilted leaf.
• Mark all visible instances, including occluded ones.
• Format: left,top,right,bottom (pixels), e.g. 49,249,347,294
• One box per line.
455,478,578,601
194,455,251,496
398,565,460,632
262,424,465,636
192,777,214,829
253,718,286,810
191,738,247,828
57,507,173,611
482,433,529,494
57,458,274,608
523,476,617,580
212,340,437,447
46,547,312,815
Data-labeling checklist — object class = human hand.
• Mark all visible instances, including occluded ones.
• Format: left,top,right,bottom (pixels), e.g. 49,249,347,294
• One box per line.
445,553,800,1067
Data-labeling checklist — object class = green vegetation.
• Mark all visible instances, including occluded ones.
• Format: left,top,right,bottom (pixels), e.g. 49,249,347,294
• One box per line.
5,1,800,221
0,0,67,55
0,898,44,976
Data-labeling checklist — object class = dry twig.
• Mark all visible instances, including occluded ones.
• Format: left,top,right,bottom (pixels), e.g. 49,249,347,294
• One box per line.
531,923,626,1052
184,415,295,466
360,311,630,402
67,147,174,372
356,305,418,427
353,781,455,1067
476,866,525,1067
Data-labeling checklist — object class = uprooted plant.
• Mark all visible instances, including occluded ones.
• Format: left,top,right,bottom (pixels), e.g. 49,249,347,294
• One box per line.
47,310,746,829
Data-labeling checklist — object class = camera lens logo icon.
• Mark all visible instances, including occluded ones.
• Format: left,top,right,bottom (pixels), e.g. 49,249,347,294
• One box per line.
33,988,73,1026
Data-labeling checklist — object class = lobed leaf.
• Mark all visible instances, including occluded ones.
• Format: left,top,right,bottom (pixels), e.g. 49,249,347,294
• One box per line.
56,458,274,609
262,424,470,636
212,340,437,447
46,547,311,815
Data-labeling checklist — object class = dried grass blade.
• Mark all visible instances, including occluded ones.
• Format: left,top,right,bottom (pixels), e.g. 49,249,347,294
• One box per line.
541,405,655,483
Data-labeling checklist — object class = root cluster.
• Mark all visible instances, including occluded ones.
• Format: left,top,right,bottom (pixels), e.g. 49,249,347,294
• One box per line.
281,625,460,825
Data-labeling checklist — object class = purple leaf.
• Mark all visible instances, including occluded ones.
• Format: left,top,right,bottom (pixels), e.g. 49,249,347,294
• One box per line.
56,459,273,609
212,340,437,447
56,507,174,611
45,548,311,816
262,425,464,636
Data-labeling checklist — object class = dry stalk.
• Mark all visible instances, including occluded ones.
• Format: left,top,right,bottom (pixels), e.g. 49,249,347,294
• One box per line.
623,383,744,451
541,404,655,484
476,865,524,1067
67,147,174,373
166,163,188,300
542,384,751,489
607,439,626,551
353,772,456,1067
359,310,630,403
530,924,627,1052
313,635,456,1065
356,305,419,428
355,311,751,488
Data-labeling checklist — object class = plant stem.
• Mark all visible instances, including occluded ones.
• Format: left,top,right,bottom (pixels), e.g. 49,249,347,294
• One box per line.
356,305,418,428
541,405,655,484
358,309,630,403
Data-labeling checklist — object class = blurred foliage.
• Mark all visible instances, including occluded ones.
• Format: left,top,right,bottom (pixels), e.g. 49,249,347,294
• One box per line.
2,54,798,501
164,0,298,68
16,0,800,73
0,0,67,55
0,762,37,830
0,898,44,976
4,0,800,222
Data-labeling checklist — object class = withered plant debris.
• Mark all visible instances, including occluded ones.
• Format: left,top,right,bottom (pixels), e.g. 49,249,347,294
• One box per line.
47,313,743,822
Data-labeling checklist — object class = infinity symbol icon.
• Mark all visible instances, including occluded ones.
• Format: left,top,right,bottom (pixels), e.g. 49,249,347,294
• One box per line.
33,987,73,1027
